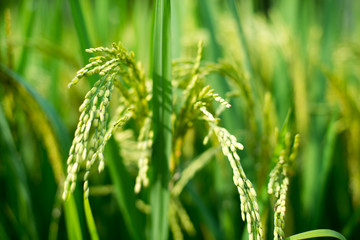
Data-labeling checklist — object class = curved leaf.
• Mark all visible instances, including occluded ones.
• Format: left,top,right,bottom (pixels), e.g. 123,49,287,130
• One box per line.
286,229,346,240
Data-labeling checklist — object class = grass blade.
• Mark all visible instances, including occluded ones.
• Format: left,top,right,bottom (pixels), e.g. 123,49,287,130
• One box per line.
16,0,36,74
0,223,10,240
0,63,65,181
150,0,172,239
63,196,83,240
172,147,219,196
68,0,95,85
286,229,346,240
197,0,237,131
107,139,145,240
227,0,254,79
94,0,110,44
83,198,99,240
0,63,84,240
68,0,92,59
311,112,339,226
0,102,39,240
186,184,222,240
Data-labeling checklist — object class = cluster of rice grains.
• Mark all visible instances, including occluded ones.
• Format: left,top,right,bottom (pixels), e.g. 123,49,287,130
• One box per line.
62,40,300,240
172,41,264,239
63,42,145,200
195,99,263,239
268,133,300,240
63,76,114,200
134,117,152,194
215,127,263,240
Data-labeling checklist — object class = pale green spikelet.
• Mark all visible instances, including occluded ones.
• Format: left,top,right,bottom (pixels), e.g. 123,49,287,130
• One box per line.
134,117,152,193
63,74,115,200
195,98,263,239
63,40,270,240
174,200,195,236
63,42,145,200
83,108,133,199
169,198,196,240
213,126,263,240
171,148,219,197
173,40,263,239
169,203,183,240
268,133,300,240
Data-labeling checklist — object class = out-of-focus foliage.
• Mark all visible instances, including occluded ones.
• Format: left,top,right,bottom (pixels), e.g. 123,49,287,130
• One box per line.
0,0,359,239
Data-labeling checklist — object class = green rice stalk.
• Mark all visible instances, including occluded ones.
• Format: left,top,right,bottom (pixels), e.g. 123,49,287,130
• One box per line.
227,0,254,79
84,198,99,240
16,0,36,74
68,0,95,85
171,147,219,197
150,0,172,239
107,138,145,240
48,187,64,240
48,0,64,108
312,113,340,226
198,0,237,132
63,196,83,240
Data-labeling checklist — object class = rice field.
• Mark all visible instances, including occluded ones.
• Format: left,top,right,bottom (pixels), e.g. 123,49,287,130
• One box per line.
0,0,359,239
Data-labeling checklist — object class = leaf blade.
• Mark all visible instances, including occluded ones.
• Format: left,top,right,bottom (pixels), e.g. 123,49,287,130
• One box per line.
150,0,172,239
286,229,346,240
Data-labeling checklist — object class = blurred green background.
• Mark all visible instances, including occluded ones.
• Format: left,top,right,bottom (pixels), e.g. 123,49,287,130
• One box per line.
0,0,359,239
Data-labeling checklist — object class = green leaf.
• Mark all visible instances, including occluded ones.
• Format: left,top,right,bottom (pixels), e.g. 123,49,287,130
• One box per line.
84,198,99,240
107,139,145,240
312,112,339,225
198,0,237,131
68,0,95,86
0,63,83,240
0,101,39,240
172,147,219,196
64,196,83,240
150,0,172,239
0,222,10,240
286,229,346,240
227,0,254,79
17,0,36,74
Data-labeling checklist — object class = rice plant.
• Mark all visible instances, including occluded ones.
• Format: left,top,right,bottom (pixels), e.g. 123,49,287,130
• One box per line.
0,0,359,240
